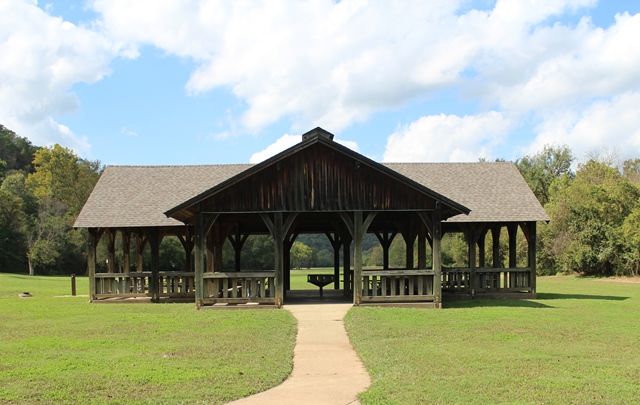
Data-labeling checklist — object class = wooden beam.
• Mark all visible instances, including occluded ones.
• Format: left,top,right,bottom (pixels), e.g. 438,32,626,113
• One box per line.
122,230,131,274
352,211,377,305
135,231,147,272
325,232,342,289
527,221,537,296
477,230,486,268
468,224,477,295
492,225,501,268
353,211,363,305
194,211,205,308
432,203,442,308
507,223,518,269
374,224,397,270
147,228,162,303
87,228,97,301
261,213,287,307
106,228,116,274
418,219,427,269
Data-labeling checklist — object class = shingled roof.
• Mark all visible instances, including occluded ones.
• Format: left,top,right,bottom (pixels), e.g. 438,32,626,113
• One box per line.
385,162,549,223
74,164,251,228
75,161,548,228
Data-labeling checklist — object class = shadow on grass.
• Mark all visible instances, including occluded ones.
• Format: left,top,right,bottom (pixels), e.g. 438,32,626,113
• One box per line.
444,292,629,309
445,300,554,309
537,292,628,301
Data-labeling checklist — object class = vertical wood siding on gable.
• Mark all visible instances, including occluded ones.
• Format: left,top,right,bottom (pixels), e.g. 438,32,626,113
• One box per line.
201,144,438,213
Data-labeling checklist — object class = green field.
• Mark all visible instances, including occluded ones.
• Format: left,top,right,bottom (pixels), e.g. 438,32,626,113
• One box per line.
2,273,639,404
0,274,297,404
346,276,640,404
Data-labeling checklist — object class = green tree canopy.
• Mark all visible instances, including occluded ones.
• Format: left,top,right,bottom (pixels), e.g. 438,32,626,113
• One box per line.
542,160,640,276
26,144,102,217
0,124,38,175
516,144,574,206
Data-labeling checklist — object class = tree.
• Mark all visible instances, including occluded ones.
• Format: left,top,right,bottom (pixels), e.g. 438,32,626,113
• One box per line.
290,241,313,269
27,144,101,216
23,145,102,275
516,145,574,206
0,188,28,272
542,160,640,276
0,124,38,174
622,158,640,184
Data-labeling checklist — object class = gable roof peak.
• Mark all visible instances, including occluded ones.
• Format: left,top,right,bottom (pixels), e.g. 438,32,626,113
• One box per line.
302,127,334,142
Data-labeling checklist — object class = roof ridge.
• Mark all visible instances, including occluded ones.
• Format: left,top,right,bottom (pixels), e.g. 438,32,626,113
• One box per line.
105,163,254,168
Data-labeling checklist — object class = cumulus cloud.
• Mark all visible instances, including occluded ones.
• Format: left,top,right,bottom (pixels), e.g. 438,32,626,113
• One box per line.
250,134,300,163
250,133,359,163
383,112,512,162
527,91,640,160
91,0,603,133
4,0,640,163
0,1,127,152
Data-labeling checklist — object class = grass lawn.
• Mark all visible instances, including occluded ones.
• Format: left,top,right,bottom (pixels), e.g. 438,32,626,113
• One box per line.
345,276,640,404
289,267,335,290
0,273,297,405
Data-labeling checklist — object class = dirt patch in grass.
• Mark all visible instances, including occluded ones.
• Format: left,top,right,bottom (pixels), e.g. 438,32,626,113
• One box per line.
593,276,640,284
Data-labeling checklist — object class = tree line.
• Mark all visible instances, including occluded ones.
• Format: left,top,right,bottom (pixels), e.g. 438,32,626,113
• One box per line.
2,122,640,277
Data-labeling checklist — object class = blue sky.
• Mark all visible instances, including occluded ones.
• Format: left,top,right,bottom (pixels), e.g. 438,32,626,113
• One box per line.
1,0,640,166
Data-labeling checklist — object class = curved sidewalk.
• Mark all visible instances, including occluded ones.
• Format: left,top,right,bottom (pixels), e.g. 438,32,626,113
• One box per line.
226,303,370,405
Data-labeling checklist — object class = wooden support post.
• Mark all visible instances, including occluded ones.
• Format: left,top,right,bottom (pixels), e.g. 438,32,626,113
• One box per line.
507,223,518,269
353,211,364,305
477,230,486,268
468,225,477,296
527,221,537,296
148,228,161,302
492,225,501,268
273,212,285,307
106,229,116,274
432,204,442,308
87,228,98,301
228,227,249,272
341,211,376,305
418,223,427,269
213,222,223,273
399,223,417,270
122,230,131,273
194,212,205,308
333,239,340,289
343,239,352,295
261,213,296,307
326,232,342,289
374,226,397,270
135,231,146,272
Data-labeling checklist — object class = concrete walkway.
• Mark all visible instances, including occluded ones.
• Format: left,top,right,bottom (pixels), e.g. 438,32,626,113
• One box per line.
226,302,370,405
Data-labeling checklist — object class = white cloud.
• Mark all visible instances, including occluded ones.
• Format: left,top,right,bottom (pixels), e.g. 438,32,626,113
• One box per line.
5,0,640,164
383,112,512,162
250,133,360,163
527,91,640,160
0,0,128,153
250,134,300,164
89,0,600,134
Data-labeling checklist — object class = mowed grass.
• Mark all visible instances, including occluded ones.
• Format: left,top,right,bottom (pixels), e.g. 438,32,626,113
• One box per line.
345,276,640,405
0,273,297,405
289,267,335,290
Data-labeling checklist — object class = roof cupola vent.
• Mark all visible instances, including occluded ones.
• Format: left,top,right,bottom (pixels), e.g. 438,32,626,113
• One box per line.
301,127,334,142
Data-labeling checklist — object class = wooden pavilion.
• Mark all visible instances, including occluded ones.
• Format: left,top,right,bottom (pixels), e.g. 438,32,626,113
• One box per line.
74,127,549,308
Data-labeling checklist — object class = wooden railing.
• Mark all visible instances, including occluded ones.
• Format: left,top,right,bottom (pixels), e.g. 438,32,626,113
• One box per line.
361,269,435,302
475,268,531,292
442,268,471,292
93,272,195,299
202,271,276,304
442,267,532,294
